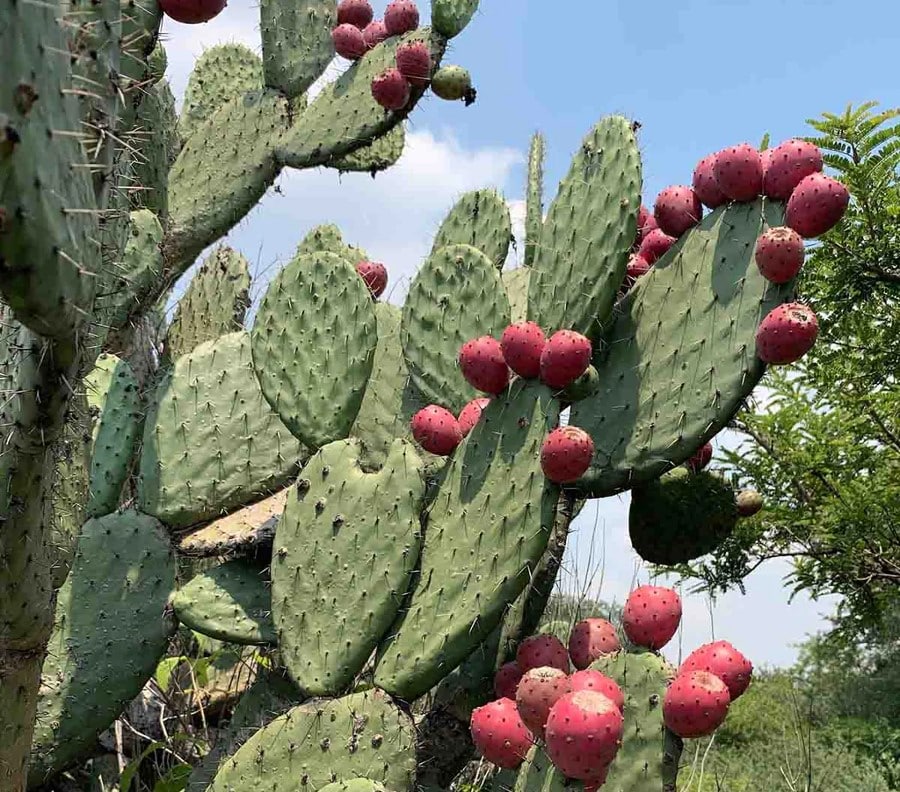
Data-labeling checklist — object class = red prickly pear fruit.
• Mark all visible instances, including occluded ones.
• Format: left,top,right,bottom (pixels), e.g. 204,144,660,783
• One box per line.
763,138,823,200
736,489,764,517
395,41,432,86
638,228,676,265
515,666,572,736
458,397,491,437
355,260,387,297
470,697,533,769
410,405,462,456
568,618,622,670
681,640,753,700
517,634,569,673
636,204,657,244
384,0,419,35
371,68,411,110
685,442,712,472
539,330,592,390
458,336,510,395
544,690,624,779
332,23,368,59
653,185,703,237
540,426,594,484
755,226,805,284
337,0,373,28
159,0,226,24
622,585,682,650
362,19,389,48
624,254,652,292
500,322,547,379
569,669,625,712
494,661,524,700
663,670,731,738
785,173,850,238
692,153,728,208
756,302,819,365
713,143,763,202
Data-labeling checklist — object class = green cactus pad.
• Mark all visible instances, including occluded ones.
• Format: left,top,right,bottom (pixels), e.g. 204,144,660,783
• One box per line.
374,381,560,700
166,246,251,360
273,438,425,696
178,43,265,141
131,79,180,218
431,189,512,270
251,251,377,449
433,626,502,717
138,331,306,529
629,468,738,565
173,559,276,646
167,89,289,266
524,133,545,269
331,124,406,174
432,0,480,38
513,745,567,792
84,353,142,517
571,199,794,496
296,223,368,264
527,116,641,338
260,0,335,99
503,268,531,325
29,511,176,783
179,488,287,557
591,651,682,792
401,244,511,414
119,0,162,97
206,688,417,792
0,0,97,338
320,780,389,792
276,29,445,170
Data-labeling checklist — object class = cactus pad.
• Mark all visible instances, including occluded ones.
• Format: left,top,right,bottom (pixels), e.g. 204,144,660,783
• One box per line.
273,438,425,696
296,224,368,263
172,559,276,646
527,116,641,338
503,268,531,325
131,78,181,218
138,331,306,529
374,381,560,700
260,0,335,99
320,781,389,792
207,688,417,792
251,251,377,449
524,133,545,269
29,511,176,783
401,244,511,414
513,745,567,792
432,0,480,38
331,124,406,174
571,200,794,495
431,189,513,269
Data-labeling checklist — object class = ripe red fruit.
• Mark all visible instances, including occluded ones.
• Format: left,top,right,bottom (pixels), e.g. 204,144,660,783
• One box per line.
785,173,850,238
622,585,682,650
713,143,763,202
516,667,572,736
755,226,805,283
544,691,624,780
457,397,491,437
638,228,676,264
395,40,432,86
362,19,389,49
663,671,731,738
458,336,510,395
516,634,569,673
540,426,594,484
539,330,592,390
569,669,625,711
337,0,373,28
410,405,462,456
692,153,728,208
625,254,651,288
500,322,547,379
332,23,368,59
654,186,703,237
371,68,411,110
470,697,533,769
755,302,819,365
685,442,712,472
159,0,226,24
568,618,622,670
636,204,657,245
681,640,753,700
763,139,823,200
384,0,419,35
494,661,524,700
355,260,387,297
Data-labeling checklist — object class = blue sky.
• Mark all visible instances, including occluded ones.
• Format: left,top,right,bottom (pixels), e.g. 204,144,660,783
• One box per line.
161,0,900,667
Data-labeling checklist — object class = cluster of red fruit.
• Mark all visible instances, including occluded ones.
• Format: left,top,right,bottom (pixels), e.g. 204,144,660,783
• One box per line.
626,139,850,366
470,585,752,788
409,324,597,483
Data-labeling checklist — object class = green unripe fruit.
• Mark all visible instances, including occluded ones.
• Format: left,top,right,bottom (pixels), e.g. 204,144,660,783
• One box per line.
432,65,474,102
563,365,600,402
